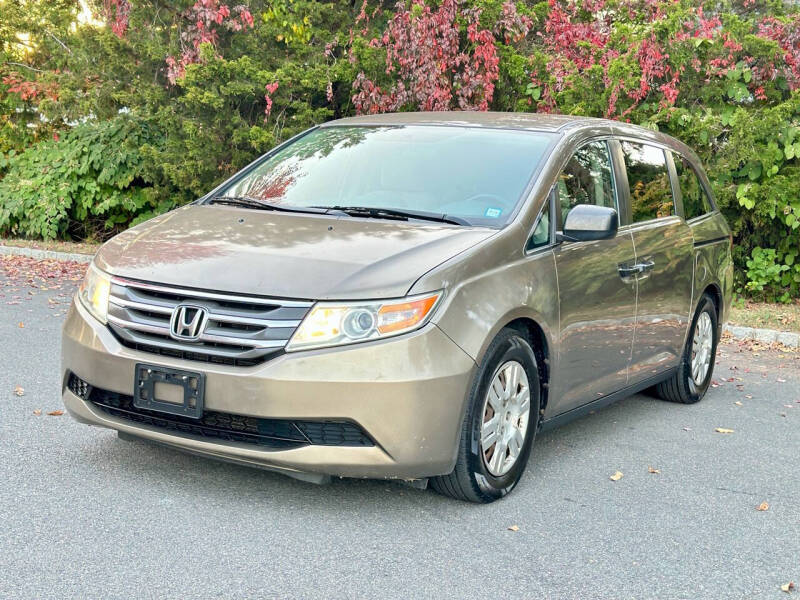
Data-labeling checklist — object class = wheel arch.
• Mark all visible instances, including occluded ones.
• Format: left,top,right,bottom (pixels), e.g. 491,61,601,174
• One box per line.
701,282,722,316
699,282,723,335
495,316,551,415
681,282,724,352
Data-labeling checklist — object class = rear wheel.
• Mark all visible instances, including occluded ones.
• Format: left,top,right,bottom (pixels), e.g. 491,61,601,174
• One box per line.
431,329,540,503
654,294,719,404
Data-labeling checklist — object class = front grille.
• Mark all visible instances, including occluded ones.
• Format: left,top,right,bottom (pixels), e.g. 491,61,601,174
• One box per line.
67,373,373,449
106,278,311,366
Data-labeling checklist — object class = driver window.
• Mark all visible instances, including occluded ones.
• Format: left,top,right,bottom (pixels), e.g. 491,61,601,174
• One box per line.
557,141,617,229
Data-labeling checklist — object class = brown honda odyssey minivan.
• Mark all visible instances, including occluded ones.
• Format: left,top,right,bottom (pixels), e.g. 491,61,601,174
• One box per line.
62,112,733,502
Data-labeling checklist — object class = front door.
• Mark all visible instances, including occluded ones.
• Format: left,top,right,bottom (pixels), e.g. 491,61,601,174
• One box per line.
552,141,637,415
617,141,695,384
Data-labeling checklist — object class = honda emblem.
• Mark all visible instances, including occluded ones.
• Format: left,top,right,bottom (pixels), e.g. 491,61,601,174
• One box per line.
170,305,209,341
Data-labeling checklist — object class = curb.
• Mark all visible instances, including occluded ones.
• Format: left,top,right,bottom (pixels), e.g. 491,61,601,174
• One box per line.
723,323,800,348
0,244,93,264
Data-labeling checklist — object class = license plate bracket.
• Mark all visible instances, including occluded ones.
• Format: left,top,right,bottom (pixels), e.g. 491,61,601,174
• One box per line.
133,363,205,419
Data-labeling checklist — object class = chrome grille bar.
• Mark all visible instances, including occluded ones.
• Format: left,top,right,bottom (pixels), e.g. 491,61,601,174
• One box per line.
109,297,173,315
109,296,301,328
107,315,288,349
111,276,313,308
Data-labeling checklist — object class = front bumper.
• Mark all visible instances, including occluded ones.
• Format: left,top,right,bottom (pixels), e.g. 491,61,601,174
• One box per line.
61,299,476,480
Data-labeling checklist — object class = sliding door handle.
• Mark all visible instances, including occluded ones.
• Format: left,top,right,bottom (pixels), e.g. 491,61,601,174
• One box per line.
638,260,655,273
618,264,642,278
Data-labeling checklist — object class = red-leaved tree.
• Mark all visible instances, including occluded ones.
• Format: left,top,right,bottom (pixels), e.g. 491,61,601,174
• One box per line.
166,0,254,84
351,0,530,114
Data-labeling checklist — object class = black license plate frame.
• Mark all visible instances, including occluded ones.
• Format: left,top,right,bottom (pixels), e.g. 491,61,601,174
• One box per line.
133,363,205,419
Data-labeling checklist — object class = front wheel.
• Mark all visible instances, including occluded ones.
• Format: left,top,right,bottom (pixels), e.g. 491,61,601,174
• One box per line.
653,294,719,404
431,329,540,503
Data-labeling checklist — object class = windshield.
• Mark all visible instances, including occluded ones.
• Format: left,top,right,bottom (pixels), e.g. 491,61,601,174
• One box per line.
218,125,556,226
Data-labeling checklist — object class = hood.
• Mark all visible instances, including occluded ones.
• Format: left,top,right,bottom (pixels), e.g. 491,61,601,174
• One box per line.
94,205,496,300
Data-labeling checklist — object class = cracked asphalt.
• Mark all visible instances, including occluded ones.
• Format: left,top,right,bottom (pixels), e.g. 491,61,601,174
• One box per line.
1,265,798,599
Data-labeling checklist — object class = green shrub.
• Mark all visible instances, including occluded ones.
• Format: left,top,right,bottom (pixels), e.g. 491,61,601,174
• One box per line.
0,116,179,240
745,247,792,302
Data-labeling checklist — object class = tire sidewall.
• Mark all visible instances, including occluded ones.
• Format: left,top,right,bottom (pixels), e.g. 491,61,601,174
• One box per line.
683,296,719,401
466,333,540,500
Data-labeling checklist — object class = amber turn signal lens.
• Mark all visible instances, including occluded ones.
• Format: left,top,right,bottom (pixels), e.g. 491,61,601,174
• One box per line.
377,296,439,334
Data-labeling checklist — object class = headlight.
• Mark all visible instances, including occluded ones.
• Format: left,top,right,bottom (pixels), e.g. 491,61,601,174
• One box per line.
286,291,442,351
77,263,111,324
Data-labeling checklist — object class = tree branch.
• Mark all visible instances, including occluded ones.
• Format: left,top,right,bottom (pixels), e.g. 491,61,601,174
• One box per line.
46,30,72,54
3,62,44,73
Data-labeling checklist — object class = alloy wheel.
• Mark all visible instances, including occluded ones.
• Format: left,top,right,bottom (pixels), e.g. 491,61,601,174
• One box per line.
480,360,531,477
691,311,714,385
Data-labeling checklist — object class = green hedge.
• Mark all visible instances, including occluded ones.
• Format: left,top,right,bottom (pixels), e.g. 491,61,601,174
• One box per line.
0,116,180,239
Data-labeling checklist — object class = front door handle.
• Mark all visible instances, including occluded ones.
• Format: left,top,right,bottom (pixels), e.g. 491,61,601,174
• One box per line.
618,260,655,279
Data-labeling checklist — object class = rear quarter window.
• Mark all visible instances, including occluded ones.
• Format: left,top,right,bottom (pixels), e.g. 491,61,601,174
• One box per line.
620,141,675,223
672,152,713,220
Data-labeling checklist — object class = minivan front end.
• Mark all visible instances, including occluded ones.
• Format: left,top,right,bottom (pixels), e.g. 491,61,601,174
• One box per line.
60,117,559,487
61,272,477,480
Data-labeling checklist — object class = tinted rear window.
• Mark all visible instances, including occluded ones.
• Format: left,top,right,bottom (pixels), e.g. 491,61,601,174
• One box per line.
222,126,556,227
672,152,713,220
621,141,675,223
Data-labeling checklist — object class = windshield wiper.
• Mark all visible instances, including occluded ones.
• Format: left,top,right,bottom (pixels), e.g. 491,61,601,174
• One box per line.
312,205,469,226
209,196,332,215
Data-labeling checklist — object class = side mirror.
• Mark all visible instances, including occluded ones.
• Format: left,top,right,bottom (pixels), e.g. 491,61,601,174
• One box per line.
559,204,618,242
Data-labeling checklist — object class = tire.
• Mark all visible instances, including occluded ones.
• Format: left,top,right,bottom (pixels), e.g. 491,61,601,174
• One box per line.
431,328,541,503
654,294,719,404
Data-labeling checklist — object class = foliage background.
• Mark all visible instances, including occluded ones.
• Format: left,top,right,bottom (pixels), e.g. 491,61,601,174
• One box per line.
1,0,799,300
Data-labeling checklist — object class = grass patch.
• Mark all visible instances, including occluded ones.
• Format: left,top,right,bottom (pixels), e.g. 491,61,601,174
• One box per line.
728,299,800,333
1,238,100,256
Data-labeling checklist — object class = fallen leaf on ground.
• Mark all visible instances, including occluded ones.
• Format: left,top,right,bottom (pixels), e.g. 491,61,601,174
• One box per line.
780,582,795,593
507,525,519,532
756,502,769,511
33,409,41,416
46,410,64,416
610,471,623,481
648,467,660,474
715,428,735,434
13,386,24,396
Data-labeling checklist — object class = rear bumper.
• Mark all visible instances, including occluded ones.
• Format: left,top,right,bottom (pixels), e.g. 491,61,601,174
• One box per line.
61,299,476,479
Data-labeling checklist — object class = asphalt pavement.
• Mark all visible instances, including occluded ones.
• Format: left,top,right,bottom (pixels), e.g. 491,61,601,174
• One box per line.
1,264,798,599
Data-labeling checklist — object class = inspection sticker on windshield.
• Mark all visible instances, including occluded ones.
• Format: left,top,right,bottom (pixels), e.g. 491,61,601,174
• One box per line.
484,207,503,218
